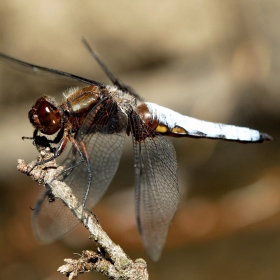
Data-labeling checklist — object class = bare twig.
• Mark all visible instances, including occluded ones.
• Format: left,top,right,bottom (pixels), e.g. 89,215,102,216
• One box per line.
17,147,149,280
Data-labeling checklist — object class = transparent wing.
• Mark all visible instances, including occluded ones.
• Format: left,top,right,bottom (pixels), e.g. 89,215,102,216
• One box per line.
64,99,127,210
33,132,126,243
64,132,127,210
130,112,180,261
82,38,143,101
0,52,102,85
33,99,127,243
32,189,78,243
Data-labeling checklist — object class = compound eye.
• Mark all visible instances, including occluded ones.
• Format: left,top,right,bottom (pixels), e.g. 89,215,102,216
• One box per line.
36,99,61,134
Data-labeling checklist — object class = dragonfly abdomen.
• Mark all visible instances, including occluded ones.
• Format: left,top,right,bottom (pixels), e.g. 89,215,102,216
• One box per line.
144,102,272,143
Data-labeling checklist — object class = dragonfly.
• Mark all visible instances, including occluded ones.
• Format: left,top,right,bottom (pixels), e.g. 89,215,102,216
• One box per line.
0,39,272,261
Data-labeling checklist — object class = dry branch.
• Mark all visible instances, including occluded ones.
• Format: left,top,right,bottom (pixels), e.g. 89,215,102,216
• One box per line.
17,147,149,280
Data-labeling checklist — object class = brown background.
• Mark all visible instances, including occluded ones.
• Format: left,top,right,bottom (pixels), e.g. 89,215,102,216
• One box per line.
0,1,280,279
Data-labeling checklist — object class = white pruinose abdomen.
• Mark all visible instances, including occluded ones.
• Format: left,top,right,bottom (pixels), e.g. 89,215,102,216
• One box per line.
145,102,271,143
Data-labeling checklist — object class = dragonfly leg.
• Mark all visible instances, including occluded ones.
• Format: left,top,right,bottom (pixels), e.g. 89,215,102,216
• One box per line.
26,129,69,175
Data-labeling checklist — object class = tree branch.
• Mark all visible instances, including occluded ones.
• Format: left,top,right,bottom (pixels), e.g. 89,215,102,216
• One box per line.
17,147,149,280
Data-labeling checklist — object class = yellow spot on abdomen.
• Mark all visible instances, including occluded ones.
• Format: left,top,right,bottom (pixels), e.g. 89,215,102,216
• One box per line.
171,126,187,134
156,124,168,133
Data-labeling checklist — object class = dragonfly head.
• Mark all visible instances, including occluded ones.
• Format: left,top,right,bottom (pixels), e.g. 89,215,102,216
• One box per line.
28,96,63,135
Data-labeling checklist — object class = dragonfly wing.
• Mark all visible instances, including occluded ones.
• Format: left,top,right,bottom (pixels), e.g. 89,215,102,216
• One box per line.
130,112,180,261
63,132,126,210
63,98,127,210
33,99,127,242
32,189,78,243
82,38,143,101
34,131,126,242
0,52,102,85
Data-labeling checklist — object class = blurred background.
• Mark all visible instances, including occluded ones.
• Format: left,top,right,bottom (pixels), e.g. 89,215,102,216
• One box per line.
0,1,280,279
